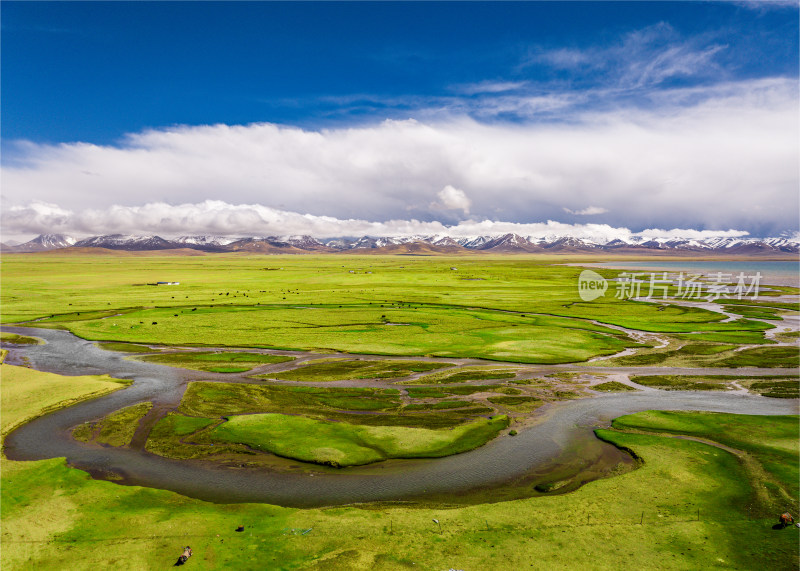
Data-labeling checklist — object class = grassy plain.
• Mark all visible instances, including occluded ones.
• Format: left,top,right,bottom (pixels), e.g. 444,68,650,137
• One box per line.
631,375,730,391
630,374,799,396
138,358,606,465
742,378,800,398
143,377,520,464
671,330,773,344
715,346,799,368
721,304,783,320
72,402,153,447
2,370,798,570
2,252,798,568
96,341,158,353
402,365,520,384
0,332,42,345
137,351,294,373
610,411,798,505
262,359,447,382
598,341,799,368
144,413,221,459
210,413,509,467
1,253,780,363
592,381,638,392
177,382,402,418
0,363,130,438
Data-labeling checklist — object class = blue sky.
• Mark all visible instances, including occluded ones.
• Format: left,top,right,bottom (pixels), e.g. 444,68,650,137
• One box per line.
2,1,798,240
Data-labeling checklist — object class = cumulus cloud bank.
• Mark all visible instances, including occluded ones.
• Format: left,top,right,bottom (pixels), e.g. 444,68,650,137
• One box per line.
2,78,797,238
1,199,751,244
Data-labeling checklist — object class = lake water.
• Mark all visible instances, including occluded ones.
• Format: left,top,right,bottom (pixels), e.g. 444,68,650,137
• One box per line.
590,260,799,288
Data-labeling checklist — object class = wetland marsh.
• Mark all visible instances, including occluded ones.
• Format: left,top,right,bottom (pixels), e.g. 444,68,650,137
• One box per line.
1,253,798,569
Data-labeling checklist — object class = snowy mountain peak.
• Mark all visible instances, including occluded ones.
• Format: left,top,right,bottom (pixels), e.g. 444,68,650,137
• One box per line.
35,234,76,248
4,233,798,255
174,235,239,246
3,233,76,252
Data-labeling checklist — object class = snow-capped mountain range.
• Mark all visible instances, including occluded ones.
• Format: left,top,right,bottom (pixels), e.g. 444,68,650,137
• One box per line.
2,233,798,254
2,234,77,252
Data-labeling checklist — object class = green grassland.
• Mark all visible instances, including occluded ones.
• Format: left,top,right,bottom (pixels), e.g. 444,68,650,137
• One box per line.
144,413,223,459
0,332,43,345
33,304,640,363
400,365,521,384
740,378,800,399
610,410,798,504
177,382,402,418
0,363,130,438
3,253,798,567
72,402,153,447
1,253,780,364
714,346,799,368
209,413,509,467
775,330,800,343
597,340,799,368
630,374,798,395
716,298,800,312
404,385,510,398
485,395,544,413
3,367,798,569
721,305,783,320
671,330,773,344
592,381,638,392
758,284,800,296
139,367,586,466
261,359,448,382
143,379,519,463
402,399,472,410
631,375,730,391
486,395,540,405
136,351,295,373
96,341,159,353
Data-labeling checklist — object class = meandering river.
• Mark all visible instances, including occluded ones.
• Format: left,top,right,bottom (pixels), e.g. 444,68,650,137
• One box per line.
3,326,797,507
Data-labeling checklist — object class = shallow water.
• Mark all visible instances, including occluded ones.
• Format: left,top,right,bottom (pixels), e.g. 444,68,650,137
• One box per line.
2,326,797,507
587,260,800,288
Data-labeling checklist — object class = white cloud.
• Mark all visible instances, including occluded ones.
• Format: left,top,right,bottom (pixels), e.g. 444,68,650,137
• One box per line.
526,48,591,70
1,199,756,245
563,206,608,216
2,78,796,236
634,228,749,240
733,0,799,10
454,81,528,95
524,22,728,90
433,185,471,214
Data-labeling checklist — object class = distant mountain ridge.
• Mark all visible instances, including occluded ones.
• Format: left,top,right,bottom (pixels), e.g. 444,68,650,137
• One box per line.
2,232,798,255
1,234,77,252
